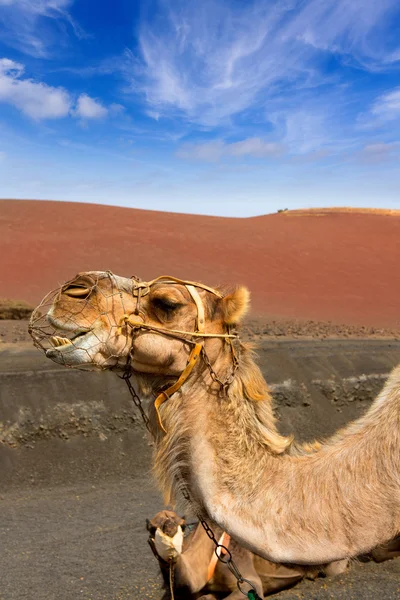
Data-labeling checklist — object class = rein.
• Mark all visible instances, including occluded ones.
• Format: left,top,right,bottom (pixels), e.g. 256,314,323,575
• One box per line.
117,276,240,433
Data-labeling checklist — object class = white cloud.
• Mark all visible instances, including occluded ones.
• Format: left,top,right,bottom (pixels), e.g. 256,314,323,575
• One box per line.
135,0,400,127
284,0,399,68
0,58,71,118
75,94,108,119
0,58,112,121
0,0,85,57
370,87,400,121
177,138,285,162
358,86,400,129
0,57,24,77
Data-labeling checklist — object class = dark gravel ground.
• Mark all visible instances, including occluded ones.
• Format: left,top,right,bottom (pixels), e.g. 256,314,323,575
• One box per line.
1,476,399,600
1,477,163,600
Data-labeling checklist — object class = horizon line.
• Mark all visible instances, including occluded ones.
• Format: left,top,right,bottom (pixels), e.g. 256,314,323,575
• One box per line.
1,198,399,220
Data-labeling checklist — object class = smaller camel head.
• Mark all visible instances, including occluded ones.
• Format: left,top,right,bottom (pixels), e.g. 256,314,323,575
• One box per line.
29,271,250,376
147,510,186,562
147,509,186,538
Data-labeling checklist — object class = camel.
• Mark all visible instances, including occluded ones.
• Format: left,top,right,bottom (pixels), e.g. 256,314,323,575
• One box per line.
148,511,400,599
29,271,400,568
147,510,348,599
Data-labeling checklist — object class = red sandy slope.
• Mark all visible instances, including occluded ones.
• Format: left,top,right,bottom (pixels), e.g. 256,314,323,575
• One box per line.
1,200,399,327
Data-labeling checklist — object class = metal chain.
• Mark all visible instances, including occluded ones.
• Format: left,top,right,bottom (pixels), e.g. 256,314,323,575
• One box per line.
121,371,153,435
121,337,261,598
201,340,241,395
178,483,262,599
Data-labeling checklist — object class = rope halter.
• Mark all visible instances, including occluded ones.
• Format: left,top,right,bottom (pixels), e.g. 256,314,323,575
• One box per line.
117,275,241,433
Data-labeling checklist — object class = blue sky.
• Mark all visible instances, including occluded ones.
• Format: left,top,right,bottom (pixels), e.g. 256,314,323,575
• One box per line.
0,0,400,216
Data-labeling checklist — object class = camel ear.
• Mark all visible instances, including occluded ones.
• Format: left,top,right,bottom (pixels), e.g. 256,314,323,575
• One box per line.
220,287,250,325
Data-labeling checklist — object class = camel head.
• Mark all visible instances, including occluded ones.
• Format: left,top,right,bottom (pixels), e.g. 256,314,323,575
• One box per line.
147,510,186,563
147,509,186,538
29,271,250,377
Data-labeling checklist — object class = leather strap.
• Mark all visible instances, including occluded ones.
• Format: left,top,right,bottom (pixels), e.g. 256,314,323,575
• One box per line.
117,316,237,340
185,285,205,333
154,342,203,433
206,532,231,583
137,275,224,298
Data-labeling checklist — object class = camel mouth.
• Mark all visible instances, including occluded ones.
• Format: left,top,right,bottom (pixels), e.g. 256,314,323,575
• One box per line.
44,315,93,352
49,329,91,350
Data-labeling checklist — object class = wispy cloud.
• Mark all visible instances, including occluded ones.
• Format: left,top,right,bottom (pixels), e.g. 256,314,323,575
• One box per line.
357,85,400,130
135,0,400,127
370,87,400,122
272,109,330,155
177,138,285,162
0,0,86,57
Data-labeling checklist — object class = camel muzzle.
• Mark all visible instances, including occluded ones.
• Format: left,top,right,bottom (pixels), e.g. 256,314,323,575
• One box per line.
28,271,135,367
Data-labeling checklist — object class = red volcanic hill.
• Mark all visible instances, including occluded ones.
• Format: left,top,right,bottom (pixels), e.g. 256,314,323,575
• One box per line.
1,200,400,328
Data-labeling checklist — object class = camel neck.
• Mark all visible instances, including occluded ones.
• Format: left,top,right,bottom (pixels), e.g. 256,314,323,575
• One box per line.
154,360,400,566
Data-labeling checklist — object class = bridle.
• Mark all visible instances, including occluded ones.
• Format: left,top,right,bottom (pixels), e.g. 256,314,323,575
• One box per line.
116,275,241,433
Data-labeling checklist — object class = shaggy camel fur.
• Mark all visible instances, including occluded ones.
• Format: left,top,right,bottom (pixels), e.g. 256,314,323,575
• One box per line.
30,272,400,567
147,510,348,599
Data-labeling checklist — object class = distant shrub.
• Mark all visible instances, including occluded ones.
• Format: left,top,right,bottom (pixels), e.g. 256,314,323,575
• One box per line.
277,208,288,213
0,298,34,320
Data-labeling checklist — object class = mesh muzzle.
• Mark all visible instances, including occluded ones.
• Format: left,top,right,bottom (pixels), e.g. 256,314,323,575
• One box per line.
28,271,135,370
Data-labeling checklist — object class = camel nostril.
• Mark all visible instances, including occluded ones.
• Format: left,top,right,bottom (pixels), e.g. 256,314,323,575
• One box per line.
163,519,178,537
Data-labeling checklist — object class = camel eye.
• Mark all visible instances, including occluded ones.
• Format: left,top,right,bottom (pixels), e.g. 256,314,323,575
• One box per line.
62,285,91,300
153,296,181,312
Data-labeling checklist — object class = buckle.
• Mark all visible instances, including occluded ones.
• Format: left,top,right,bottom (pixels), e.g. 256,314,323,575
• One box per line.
132,282,150,297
